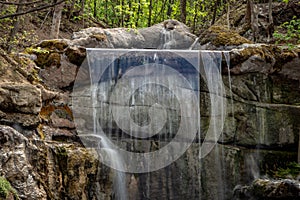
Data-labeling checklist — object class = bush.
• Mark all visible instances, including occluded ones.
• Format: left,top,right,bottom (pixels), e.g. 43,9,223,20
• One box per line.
273,16,300,49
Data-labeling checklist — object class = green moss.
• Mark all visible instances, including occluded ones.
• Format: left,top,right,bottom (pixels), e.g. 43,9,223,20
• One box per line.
37,40,68,51
0,176,18,199
25,47,49,54
201,25,252,47
230,45,298,71
25,40,68,68
13,55,42,83
56,146,68,157
65,47,86,66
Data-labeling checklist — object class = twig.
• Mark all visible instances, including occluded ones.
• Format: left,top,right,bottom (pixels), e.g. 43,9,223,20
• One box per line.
0,0,43,6
0,0,65,19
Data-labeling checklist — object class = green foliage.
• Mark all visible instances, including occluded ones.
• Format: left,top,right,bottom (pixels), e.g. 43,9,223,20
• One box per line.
273,162,300,179
0,176,18,199
0,2,38,52
66,0,229,32
273,16,300,49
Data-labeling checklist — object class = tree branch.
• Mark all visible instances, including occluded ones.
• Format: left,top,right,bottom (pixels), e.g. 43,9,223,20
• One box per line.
0,0,43,6
0,0,65,20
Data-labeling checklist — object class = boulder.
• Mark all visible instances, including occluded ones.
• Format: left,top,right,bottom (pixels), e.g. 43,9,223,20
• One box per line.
0,82,41,127
0,83,41,114
233,178,300,200
70,19,197,49
199,26,252,49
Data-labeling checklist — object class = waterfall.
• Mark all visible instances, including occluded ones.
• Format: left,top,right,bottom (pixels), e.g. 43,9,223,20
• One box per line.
73,48,231,199
85,51,129,200
160,28,176,49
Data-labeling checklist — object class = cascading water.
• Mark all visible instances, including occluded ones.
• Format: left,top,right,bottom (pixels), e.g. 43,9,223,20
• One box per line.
87,54,128,200
72,23,234,199
73,48,232,200
160,28,176,49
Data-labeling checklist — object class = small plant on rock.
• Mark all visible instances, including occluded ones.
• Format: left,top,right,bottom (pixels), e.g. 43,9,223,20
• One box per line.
273,162,300,179
0,176,18,199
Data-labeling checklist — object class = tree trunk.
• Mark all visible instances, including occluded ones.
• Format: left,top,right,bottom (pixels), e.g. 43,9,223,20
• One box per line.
180,0,186,23
93,0,97,18
50,0,64,39
246,0,259,41
80,0,85,15
267,0,274,41
250,0,259,41
211,0,219,25
166,0,173,18
245,0,251,25
227,1,230,29
298,130,300,163
7,0,24,53
121,0,124,27
192,1,198,33
67,0,76,20
148,0,153,27
136,0,141,27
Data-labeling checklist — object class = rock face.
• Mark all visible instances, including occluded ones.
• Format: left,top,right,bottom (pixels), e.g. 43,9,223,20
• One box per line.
0,126,47,199
0,125,113,200
233,179,300,200
0,20,300,200
70,19,197,49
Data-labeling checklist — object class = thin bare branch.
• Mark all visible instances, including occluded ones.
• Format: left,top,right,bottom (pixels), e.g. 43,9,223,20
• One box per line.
0,0,43,6
0,0,65,20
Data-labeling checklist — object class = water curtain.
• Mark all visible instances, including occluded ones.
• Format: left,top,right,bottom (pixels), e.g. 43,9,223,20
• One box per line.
74,49,230,199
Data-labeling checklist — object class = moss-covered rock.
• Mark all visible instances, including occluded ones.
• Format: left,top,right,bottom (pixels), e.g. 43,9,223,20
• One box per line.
65,46,86,66
229,44,299,74
36,40,69,51
11,54,41,83
200,25,252,47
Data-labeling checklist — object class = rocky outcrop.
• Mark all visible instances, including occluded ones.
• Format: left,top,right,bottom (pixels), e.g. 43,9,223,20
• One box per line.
199,26,252,49
0,19,300,200
0,49,114,199
233,178,300,200
0,125,114,200
70,19,196,49
0,83,41,127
